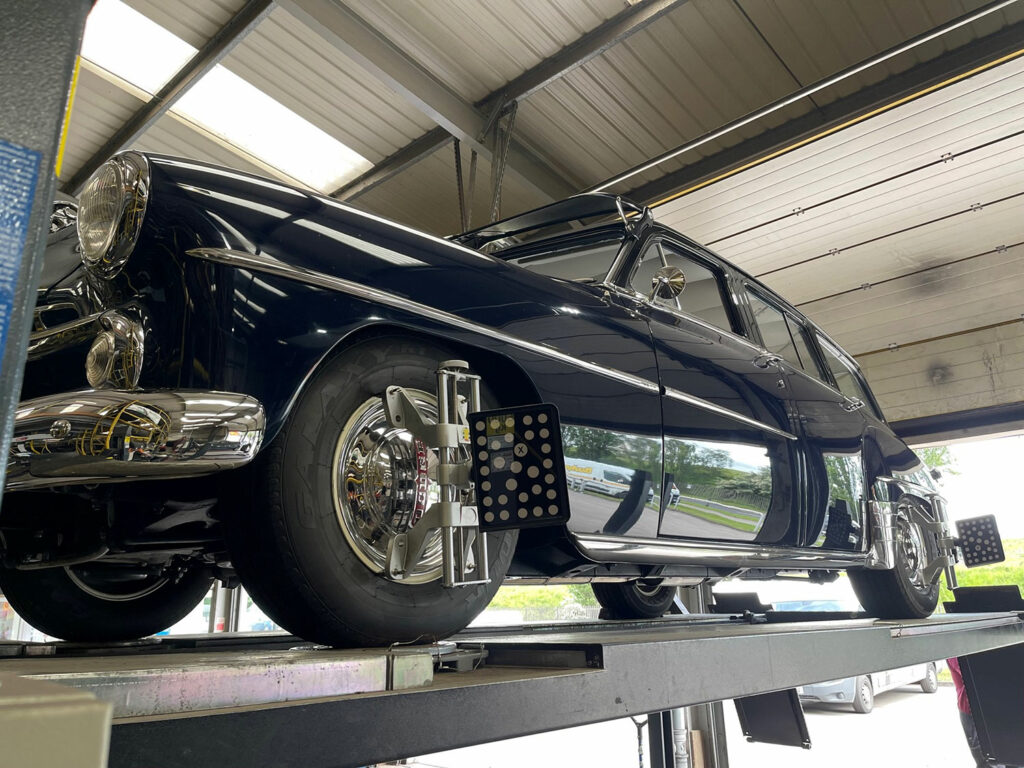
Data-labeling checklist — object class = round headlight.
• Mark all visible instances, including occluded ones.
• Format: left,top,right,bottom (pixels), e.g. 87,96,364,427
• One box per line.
77,151,149,278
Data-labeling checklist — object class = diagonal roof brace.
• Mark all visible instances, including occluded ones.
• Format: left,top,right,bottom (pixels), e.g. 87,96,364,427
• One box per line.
330,0,688,202
277,0,573,202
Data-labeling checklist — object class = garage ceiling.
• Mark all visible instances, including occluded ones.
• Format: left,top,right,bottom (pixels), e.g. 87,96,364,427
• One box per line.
57,0,1024,439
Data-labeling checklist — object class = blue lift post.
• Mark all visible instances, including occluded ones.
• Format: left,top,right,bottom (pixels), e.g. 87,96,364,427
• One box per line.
0,1,92,494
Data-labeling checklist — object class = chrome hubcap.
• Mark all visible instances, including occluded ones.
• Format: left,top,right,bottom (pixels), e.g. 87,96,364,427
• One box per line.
896,504,928,589
332,392,443,583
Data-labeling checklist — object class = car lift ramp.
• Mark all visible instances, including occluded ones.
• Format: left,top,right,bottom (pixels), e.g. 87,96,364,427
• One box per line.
1,611,1022,768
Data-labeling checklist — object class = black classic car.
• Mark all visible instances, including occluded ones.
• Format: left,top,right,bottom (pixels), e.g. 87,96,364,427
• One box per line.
0,151,963,646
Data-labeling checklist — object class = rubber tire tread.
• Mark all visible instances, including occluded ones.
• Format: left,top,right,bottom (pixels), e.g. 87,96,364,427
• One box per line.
921,663,939,693
224,339,517,647
852,676,874,714
592,581,676,619
848,497,939,620
0,565,212,642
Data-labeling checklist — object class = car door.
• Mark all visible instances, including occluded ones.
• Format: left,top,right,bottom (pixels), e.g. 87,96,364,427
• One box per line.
609,235,802,545
739,283,871,552
497,232,664,539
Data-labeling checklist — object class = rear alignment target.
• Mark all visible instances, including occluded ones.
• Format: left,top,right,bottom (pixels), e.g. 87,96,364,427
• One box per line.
468,404,569,531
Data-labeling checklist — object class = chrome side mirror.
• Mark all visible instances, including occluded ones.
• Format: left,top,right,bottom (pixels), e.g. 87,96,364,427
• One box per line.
649,265,686,301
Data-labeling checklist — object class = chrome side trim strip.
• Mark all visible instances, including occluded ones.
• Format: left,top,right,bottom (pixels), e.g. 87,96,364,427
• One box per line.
6,389,265,490
571,532,868,571
187,247,796,441
27,312,103,360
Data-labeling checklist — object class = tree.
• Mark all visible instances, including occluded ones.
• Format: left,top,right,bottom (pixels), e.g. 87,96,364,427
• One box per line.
916,445,958,476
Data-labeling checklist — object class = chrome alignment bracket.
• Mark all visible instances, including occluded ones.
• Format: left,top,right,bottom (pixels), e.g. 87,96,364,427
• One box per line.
383,361,489,588
905,497,958,588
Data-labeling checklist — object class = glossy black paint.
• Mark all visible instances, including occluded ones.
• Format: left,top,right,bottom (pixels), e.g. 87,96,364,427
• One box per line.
19,153,933,576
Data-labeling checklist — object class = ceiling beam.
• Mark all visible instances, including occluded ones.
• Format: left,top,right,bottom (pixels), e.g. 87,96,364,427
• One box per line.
279,0,572,202
328,0,688,202
61,0,273,193
621,16,1024,206
475,0,688,115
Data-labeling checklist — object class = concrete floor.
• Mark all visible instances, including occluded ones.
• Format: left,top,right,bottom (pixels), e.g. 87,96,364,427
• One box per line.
409,684,976,768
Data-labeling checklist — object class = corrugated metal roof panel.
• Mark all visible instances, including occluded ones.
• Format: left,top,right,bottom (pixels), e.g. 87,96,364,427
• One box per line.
513,0,815,189
654,49,1024,245
125,0,244,48
340,0,626,103
221,7,437,164
133,112,289,182
352,142,549,236
59,62,147,186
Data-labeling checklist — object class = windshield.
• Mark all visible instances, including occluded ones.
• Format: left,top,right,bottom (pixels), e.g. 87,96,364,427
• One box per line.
506,239,623,283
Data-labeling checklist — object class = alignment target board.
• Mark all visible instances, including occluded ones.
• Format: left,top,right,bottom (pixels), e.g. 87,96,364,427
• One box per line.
469,405,569,531
956,514,1005,568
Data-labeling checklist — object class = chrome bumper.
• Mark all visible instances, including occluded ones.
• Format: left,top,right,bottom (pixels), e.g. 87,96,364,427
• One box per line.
6,390,265,490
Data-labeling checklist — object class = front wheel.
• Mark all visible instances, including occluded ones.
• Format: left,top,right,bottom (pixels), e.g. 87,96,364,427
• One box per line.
849,495,940,619
225,339,517,647
0,561,212,642
593,580,676,619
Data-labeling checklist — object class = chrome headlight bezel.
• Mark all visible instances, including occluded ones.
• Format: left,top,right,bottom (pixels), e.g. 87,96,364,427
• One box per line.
77,151,150,279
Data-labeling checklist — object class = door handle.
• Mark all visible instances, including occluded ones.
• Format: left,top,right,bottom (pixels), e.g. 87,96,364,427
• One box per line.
752,353,783,369
841,397,865,412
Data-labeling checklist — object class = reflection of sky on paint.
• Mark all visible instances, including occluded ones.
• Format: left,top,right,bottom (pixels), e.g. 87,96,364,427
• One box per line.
931,434,1024,539
689,439,769,472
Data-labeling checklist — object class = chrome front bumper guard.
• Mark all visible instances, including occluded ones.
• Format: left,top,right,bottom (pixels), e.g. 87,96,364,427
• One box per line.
6,390,265,490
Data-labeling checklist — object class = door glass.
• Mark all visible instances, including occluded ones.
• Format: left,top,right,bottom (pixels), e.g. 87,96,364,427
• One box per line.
817,338,878,417
629,242,733,331
508,238,622,282
746,291,800,365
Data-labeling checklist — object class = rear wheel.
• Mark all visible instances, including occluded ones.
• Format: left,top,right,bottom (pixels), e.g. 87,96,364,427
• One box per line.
849,495,940,619
0,561,212,642
852,676,874,714
593,580,676,619
225,339,517,647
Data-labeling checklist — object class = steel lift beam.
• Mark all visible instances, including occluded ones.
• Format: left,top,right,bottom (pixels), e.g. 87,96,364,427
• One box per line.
1,611,1022,768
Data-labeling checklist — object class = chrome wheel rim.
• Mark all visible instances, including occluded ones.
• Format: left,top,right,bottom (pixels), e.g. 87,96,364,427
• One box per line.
896,503,928,589
332,391,443,584
66,567,168,602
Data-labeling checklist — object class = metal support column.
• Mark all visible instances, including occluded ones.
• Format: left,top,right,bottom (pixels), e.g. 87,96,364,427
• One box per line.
679,584,729,768
0,1,91,498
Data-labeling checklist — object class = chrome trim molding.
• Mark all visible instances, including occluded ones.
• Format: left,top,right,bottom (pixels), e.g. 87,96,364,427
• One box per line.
6,389,265,490
865,500,897,570
187,247,796,441
571,532,868,571
27,312,103,360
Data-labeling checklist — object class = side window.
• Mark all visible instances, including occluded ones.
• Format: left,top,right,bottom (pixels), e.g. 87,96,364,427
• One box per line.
817,337,880,418
745,290,823,377
630,242,733,332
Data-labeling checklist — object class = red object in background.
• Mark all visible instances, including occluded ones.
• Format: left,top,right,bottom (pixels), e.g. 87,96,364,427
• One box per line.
215,617,225,632
947,657,971,714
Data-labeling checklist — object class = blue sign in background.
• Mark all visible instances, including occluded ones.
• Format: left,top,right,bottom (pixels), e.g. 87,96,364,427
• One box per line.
0,139,42,360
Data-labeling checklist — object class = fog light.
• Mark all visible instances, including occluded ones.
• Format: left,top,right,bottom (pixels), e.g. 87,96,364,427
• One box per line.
86,332,117,388
84,312,145,389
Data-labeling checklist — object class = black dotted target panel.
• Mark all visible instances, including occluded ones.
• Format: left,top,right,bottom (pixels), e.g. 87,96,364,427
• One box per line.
956,514,1005,568
468,404,569,531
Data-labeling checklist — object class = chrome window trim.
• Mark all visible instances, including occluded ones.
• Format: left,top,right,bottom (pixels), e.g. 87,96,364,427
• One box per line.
187,247,797,441
571,532,869,570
